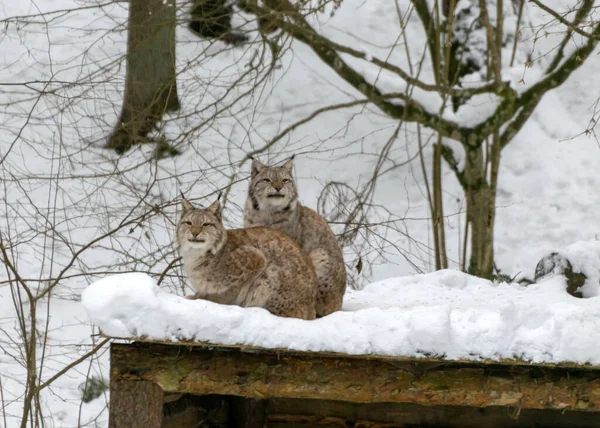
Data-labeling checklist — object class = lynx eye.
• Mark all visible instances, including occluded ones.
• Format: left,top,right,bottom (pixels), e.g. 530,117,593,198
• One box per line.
203,223,215,228
183,221,192,226
262,178,271,183
282,178,291,183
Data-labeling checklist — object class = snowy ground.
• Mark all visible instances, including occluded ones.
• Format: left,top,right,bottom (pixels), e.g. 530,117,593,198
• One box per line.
83,261,600,364
1,0,600,426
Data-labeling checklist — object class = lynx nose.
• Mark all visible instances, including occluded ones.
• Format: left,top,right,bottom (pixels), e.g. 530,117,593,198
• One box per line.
273,183,283,191
191,228,202,237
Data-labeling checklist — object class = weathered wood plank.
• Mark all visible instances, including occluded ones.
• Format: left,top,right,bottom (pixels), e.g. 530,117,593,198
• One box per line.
105,337,600,371
109,379,163,428
268,398,600,428
110,342,600,412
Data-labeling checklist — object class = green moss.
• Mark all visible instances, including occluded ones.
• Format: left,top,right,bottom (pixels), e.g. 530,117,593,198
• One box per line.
79,376,108,403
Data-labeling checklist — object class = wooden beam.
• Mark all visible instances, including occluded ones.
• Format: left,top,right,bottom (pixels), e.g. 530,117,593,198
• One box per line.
110,342,600,412
267,398,600,427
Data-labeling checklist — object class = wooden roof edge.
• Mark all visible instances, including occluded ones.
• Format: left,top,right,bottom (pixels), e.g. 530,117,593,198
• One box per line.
102,334,600,371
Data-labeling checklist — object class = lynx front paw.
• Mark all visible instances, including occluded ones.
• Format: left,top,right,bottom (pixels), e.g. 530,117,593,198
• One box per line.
185,292,202,300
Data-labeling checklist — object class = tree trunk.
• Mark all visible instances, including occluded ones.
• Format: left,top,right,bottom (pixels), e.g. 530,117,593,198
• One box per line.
432,138,448,270
107,0,180,154
464,145,495,278
467,185,495,278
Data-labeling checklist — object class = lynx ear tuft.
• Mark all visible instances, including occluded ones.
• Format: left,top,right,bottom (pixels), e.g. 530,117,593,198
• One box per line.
251,159,266,177
281,157,294,172
181,197,194,212
207,198,222,221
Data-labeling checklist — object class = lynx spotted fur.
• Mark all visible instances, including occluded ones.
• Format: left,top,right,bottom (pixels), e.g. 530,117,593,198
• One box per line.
177,197,317,320
244,158,346,317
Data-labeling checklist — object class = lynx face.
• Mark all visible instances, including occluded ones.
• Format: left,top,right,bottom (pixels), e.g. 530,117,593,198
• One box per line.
249,158,297,210
177,199,225,255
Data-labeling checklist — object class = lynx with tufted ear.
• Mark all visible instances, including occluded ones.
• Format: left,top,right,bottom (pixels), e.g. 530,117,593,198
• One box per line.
177,197,226,257
176,196,317,320
181,197,194,212
246,158,298,212
205,198,222,221
251,159,266,177
244,158,346,317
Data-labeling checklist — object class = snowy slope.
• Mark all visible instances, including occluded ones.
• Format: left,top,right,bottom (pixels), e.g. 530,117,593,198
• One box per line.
1,0,600,426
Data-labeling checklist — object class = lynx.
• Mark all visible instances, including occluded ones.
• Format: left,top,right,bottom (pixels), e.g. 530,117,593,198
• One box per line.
244,158,346,317
176,196,317,320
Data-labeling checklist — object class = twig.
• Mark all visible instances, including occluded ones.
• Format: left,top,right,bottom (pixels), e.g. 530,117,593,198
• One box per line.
0,372,7,428
530,0,599,40
157,257,182,286
36,339,110,393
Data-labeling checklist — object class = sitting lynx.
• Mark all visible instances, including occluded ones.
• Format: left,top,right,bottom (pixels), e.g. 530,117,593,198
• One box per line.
244,158,346,317
176,196,317,320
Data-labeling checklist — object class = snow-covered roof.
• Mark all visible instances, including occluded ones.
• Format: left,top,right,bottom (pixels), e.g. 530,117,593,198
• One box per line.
82,266,600,365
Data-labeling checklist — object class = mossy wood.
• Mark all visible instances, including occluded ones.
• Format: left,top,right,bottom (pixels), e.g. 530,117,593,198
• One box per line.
109,340,600,427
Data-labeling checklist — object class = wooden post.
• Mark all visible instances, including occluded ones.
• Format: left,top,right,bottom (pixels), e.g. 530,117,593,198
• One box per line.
109,379,164,428
230,397,267,428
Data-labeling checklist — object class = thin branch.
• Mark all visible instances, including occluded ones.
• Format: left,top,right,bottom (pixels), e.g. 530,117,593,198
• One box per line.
510,0,525,67
157,257,182,286
242,98,388,162
501,20,600,147
244,0,472,143
439,144,467,188
545,0,596,73
287,21,504,99
36,339,110,392
412,0,440,78
0,372,7,428
0,239,34,302
530,0,599,41
478,0,502,85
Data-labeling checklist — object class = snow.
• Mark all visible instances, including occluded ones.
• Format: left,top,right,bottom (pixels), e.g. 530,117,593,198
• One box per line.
83,267,600,364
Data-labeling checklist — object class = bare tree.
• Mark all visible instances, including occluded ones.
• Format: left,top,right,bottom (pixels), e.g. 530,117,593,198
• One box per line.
240,0,600,278
0,1,287,425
